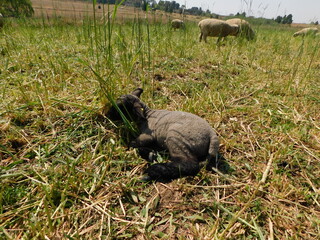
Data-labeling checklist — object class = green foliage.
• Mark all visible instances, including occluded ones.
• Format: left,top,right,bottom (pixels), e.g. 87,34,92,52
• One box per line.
275,14,293,24
0,0,34,17
157,0,180,13
236,12,246,17
141,0,148,11
96,0,124,4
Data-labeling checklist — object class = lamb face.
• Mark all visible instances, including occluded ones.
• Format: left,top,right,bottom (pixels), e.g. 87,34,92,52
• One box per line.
107,88,145,122
107,88,220,181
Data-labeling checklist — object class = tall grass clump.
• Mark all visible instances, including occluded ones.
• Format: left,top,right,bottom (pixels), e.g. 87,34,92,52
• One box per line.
80,0,141,136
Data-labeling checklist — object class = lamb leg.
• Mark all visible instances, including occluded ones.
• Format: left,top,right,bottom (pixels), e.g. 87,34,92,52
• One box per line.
144,158,200,181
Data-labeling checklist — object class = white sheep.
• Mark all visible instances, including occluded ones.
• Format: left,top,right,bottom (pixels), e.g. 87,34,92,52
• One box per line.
226,18,255,40
198,18,239,43
293,27,318,37
171,19,185,30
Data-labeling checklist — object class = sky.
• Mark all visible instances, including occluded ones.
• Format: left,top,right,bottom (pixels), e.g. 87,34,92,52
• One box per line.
173,0,320,24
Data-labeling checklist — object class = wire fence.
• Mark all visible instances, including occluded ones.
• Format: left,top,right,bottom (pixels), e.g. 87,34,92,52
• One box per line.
30,0,199,23
32,5,185,24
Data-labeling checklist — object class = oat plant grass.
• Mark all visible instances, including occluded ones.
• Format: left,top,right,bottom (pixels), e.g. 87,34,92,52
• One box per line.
0,11,319,239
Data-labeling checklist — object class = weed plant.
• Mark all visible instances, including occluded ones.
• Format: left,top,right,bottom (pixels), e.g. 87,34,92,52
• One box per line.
0,3,319,239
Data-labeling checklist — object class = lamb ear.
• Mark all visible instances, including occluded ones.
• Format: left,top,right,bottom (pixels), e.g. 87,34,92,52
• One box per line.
131,88,143,98
133,101,146,119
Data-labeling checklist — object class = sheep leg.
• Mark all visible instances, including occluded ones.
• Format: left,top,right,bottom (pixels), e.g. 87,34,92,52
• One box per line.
130,133,155,148
199,32,203,42
203,34,207,43
144,137,200,180
136,147,157,162
145,157,200,181
216,36,223,45
199,33,207,42
136,146,168,162
130,133,163,162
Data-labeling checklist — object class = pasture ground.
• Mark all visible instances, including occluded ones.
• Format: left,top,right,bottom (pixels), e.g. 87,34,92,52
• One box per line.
0,1,319,239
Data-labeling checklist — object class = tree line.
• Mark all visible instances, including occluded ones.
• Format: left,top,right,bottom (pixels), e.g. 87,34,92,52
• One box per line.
0,0,34,17
95,0,216,17
1,0,299,26
274,14,293,24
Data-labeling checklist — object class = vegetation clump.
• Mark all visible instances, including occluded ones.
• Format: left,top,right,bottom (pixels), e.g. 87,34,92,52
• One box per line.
0,0,34,17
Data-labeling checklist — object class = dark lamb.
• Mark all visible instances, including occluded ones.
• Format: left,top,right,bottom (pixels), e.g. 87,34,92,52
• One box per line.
107,88,220,181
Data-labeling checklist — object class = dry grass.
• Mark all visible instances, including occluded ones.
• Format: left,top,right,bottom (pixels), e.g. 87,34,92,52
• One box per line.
0,1,320,239
30,0,203,23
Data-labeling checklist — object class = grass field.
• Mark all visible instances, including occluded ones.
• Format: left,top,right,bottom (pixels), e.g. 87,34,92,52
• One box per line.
30,0,200,23
0,1,320,239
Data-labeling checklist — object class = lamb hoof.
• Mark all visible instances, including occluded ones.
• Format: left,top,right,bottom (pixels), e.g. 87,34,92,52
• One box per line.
129,140,138,148
144,164,173,181
148,151,158,162
140,175,152,182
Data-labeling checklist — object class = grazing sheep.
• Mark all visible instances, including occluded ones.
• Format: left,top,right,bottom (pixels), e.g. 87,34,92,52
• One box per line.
293,27,318,37
107,88,220,181
226,18,255,40
198,18,239,43
171,19,185,30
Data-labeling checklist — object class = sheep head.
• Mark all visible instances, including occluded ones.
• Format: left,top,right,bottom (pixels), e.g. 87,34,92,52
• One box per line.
106,88,147,122
293,32,299,37
230,24,240,36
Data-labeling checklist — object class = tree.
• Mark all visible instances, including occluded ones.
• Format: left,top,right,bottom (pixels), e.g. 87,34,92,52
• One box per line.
140,0,157,11
275,14,293,24
285,14,293,24
275,16,282,23
141,0,148,11
236,12,246,17
0,0,34,17
282,14,287,24
97,0,116,3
